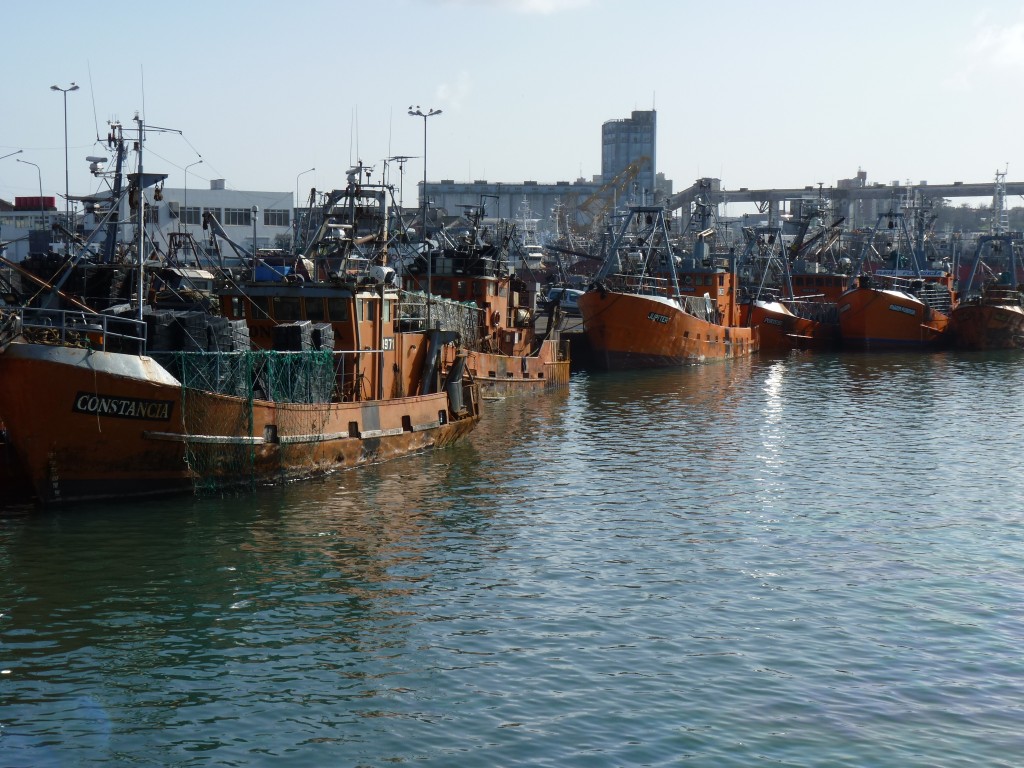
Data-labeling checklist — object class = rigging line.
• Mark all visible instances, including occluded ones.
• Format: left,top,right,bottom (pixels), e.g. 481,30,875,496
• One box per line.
143,147,218,185
87,61,100,141
179,134,203,160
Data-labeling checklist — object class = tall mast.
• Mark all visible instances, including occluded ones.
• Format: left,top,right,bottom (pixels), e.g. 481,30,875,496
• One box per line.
102,123,125,265
134,114,145,322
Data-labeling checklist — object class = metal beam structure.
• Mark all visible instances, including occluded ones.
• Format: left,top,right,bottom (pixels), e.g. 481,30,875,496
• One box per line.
667,177,1024,226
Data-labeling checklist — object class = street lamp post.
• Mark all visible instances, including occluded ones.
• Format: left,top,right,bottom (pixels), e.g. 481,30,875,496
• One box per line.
183,159,202,232
293,167,314,251
251,205,259,263
16,159,44,228
50,82,79,239
408,106,442,328
0,150,23,162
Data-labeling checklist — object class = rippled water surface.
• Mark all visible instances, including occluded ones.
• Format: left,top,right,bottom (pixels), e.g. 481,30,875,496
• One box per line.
4,350,1024,766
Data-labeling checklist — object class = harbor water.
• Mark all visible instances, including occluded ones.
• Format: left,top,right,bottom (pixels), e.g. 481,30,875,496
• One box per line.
3,350,1024,766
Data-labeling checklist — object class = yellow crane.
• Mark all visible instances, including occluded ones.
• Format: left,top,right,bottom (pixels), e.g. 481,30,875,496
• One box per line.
570,156,651,234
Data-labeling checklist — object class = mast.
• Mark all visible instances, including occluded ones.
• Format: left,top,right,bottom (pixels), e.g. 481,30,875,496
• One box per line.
134,114,145,322
102,123,125,265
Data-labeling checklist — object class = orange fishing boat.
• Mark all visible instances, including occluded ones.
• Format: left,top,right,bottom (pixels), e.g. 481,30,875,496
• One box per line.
578,205,757,369
949,233,1024,349
838,212,956,350
400,200,570,396
0,286,480,507
738,224,841,352
950,286,1024,349
742,299,834,351
838,274,952,349
0,163,481,506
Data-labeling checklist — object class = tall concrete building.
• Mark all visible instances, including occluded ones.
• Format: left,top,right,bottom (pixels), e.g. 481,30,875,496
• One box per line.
601,110,657,205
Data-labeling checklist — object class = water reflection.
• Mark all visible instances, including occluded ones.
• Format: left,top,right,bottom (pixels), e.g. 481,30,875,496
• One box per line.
5,354,1024,765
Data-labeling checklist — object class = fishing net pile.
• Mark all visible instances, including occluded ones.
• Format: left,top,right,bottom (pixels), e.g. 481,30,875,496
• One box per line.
147,311,338,493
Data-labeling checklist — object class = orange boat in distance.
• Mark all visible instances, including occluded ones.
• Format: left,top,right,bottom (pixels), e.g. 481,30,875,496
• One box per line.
742,299,835,352
398,199,570,396
578,205,757,369
949,233,1024,350
838,211,956,350
737,224,842,352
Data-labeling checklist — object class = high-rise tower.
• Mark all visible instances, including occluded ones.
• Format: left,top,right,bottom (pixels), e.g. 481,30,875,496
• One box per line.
601,110,656,204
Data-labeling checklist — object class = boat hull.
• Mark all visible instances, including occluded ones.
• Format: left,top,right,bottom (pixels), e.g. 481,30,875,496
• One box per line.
838,287,949,349
949,302,1024,349
578,290,757,370
453,339,570,397
0,342,479,506
742,301,838,352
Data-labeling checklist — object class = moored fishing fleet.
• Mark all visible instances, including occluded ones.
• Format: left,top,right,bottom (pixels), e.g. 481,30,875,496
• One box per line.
2,112,1023,508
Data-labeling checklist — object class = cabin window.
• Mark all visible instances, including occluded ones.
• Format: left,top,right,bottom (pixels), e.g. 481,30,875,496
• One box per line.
273,296,302,322
382,297,392,322
456,280,467,298
815,277,824,287
360,299,376,322
250,296,270,321
305,298,326,322
327,299,350,321
794,276,804,286
718,274,725,286
228,297,245,319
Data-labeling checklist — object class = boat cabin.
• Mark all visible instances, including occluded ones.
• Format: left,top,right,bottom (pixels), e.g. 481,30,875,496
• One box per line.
218,281,427,403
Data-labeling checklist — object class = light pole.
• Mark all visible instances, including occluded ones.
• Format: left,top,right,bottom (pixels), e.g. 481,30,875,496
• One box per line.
408,106,442,327
251,205,259,262
16,159,44,228
0,150,23,162
183,159,202,232
293,166,314,250
50,82,79,238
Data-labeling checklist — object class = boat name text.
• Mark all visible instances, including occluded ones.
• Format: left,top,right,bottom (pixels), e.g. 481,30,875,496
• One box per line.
647,312,670,324
73,392,174,421
888,304,917,316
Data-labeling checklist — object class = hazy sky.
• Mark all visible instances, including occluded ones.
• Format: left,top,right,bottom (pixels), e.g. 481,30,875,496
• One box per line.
1,0,1021,211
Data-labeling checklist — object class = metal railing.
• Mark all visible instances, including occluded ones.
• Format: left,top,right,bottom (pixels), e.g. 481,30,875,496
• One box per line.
14,307,147,353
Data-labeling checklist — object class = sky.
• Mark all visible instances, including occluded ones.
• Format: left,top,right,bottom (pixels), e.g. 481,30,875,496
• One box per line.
2,0,1023,213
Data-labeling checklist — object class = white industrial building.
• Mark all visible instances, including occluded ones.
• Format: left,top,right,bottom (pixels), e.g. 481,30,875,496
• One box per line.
0,178,293,265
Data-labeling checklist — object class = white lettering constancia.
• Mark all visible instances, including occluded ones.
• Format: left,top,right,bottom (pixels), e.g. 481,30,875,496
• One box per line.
73,392,173,421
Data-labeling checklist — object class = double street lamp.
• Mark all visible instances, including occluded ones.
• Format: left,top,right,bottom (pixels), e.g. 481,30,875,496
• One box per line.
408,106,442,327
50,82,79,236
